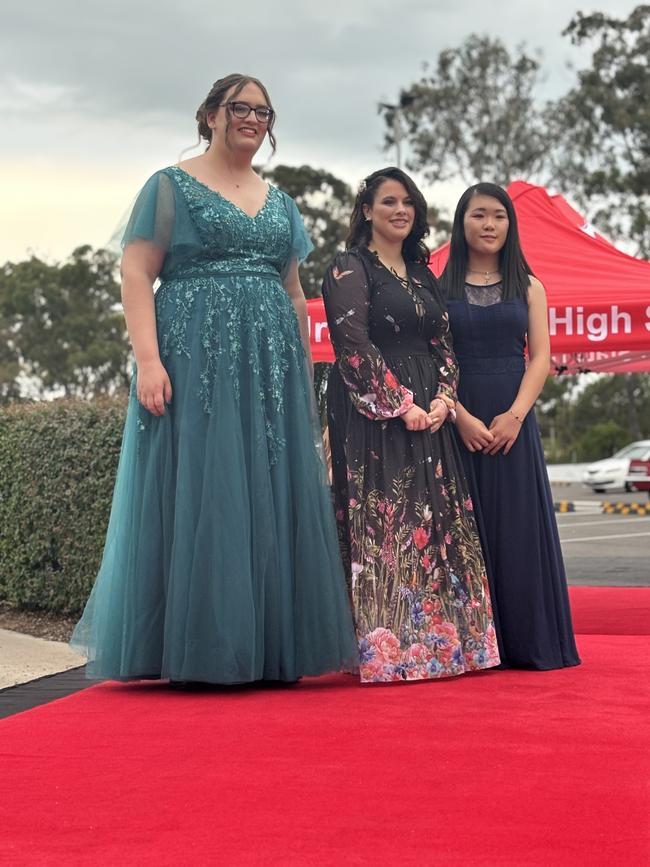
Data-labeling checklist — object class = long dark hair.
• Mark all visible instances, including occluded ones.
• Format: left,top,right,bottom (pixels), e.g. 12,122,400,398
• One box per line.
195,73,277,154
440,182,533,300
346,167,430,264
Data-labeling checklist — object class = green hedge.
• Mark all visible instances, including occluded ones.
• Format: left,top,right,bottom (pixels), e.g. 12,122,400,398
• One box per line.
0,367,332,617
0,398,126,615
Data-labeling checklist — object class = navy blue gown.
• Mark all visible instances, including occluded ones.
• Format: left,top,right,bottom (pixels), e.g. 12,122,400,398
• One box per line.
446,283,580,670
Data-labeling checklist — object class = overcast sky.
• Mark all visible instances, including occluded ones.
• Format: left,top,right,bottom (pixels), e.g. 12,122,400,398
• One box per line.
0,0,639,262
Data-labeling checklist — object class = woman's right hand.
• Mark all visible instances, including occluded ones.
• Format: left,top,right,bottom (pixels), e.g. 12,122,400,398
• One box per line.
401,405,432,431
456,410,494,452
136,359,173,416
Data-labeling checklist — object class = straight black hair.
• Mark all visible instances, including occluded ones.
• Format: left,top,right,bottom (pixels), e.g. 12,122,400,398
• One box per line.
440,183,534,301
346,167,430,264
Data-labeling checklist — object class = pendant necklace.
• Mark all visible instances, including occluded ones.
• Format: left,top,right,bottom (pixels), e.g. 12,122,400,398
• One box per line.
468,268,500,285
226,161,243,189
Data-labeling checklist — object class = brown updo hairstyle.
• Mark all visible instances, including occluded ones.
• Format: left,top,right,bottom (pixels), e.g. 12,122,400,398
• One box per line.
346,167,430,263
195,73,277,153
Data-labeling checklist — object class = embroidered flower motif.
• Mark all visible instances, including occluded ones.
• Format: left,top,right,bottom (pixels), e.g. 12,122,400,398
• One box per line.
412,527,430,550
366,627,401,663
348,353,362,369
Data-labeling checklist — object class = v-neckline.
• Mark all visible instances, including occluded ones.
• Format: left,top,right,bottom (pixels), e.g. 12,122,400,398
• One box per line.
365,248,427,325
172,166,273,220
366,247,410,283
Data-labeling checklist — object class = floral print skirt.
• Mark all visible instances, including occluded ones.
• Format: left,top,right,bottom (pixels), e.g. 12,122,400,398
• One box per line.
328,353,500,683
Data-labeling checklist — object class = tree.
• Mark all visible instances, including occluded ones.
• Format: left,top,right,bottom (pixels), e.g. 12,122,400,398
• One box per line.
261,164,353,298
574,420,631,463
426,204,453,249
0,246,129,400
571,374,650,447
536,375,578,463
549,6,650,256
383,35,553,187
537,373,650,462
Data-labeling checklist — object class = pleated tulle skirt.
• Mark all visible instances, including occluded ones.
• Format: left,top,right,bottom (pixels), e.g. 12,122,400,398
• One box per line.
71,273,357,682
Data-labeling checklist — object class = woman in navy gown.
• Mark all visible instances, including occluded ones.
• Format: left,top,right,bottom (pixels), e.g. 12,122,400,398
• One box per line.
71,74,357,683
440,183,580,670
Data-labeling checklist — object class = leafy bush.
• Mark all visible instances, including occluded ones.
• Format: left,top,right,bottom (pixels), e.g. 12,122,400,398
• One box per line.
574,420,630,463
0,398,126,615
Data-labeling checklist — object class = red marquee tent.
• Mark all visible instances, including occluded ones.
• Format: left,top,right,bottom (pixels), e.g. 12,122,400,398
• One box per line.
307,181,650,373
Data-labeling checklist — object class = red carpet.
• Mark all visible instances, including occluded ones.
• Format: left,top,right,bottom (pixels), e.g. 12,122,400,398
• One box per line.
1,587,649,866
569,585,650,634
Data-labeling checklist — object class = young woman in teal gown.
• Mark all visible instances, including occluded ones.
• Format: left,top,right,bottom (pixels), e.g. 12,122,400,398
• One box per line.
71,74,357,683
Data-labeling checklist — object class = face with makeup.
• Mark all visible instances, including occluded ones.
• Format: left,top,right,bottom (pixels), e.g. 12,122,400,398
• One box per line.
363,179,416,246
207,81,273,157
462,194,509,255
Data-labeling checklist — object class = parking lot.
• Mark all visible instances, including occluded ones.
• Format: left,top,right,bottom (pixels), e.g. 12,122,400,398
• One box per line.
552,482,650,586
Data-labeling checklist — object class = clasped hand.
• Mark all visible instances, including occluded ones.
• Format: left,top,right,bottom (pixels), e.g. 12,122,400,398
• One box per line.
483,411,522,455
401,399,449,432
456,409,521,455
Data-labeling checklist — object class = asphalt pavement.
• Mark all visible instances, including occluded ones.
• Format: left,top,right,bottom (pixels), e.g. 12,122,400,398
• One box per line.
552,482,650,586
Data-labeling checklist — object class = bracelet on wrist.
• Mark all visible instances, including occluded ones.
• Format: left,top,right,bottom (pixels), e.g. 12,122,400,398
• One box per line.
430,397,456,424
508,409,524,425
435,393,456,412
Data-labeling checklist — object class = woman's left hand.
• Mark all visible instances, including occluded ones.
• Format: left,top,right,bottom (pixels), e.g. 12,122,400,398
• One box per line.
427,398,449,433
483,412,523,455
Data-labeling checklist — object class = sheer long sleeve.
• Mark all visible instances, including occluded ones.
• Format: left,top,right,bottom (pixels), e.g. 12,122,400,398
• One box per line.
423,270,458,409
322,251,414,420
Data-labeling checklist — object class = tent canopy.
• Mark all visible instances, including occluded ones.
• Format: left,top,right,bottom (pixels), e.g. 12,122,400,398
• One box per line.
307,181,650,372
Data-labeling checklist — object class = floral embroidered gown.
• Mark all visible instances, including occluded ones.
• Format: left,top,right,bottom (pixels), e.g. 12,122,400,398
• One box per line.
71,166,357,683
322,247,500,683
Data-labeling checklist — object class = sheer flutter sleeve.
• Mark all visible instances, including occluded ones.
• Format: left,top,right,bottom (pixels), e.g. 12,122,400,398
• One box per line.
120,169,204,277
423,270,458,412
322,250,414,420
121,171,175,253
280,192,314,279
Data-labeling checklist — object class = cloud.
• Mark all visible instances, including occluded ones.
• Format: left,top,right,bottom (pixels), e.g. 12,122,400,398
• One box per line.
0,0,641,259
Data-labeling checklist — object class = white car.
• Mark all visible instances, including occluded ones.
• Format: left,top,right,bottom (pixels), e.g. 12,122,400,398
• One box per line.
582,441,650,493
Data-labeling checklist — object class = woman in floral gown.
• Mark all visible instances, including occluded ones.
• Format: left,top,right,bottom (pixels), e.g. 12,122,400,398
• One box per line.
71,74,357,684
322,167,500,683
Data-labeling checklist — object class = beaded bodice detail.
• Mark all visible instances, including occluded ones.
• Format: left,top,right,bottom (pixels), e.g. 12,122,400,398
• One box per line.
133,167,309,463
159,166,294,280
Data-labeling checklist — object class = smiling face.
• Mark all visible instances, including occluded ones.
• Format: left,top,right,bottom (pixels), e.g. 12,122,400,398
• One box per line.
207,81,271,156
363,179,415,246
463,194,510,255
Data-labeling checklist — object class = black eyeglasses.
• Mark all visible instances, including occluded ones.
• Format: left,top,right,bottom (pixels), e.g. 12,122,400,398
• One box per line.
220,101,274,124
